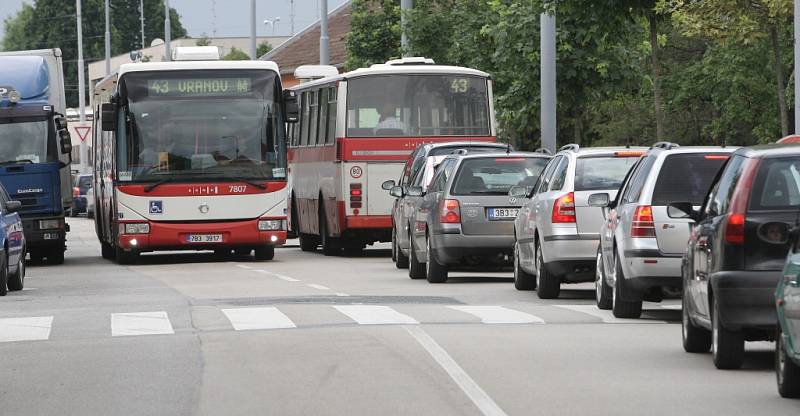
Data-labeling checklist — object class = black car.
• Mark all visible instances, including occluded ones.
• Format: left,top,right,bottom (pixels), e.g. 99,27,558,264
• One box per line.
71,173,92,216
670,144,800,369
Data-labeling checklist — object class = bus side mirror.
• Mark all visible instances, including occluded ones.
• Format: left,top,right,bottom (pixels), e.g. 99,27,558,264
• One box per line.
54,116,68,131
59,130,73,154
284,90,299,123
101,103,117,132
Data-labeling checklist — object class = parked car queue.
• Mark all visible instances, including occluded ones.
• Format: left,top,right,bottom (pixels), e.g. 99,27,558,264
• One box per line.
380,139,800,399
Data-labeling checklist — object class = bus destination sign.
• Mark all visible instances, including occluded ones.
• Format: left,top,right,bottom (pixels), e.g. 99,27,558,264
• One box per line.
147,78,252,97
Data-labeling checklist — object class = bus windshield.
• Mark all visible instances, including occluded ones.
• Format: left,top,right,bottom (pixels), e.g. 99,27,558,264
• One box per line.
0,117,54,164
117,69,286,182
346,74,491,138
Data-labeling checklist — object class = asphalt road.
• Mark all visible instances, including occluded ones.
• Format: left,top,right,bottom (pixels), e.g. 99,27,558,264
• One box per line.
0,218,797,415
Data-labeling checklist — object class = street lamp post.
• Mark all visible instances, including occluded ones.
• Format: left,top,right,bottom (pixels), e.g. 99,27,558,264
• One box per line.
540,11,556,153
250,0,257,59
320,0,329,65
76,0,87,171
264,17,281,36
104,0,110,75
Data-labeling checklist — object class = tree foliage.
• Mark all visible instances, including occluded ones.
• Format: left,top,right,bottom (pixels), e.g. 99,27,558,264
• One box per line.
256,41,273,58
222,47,250,61
346,0,401,69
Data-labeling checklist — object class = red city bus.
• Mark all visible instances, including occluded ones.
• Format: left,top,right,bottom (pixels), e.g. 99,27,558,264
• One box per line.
287,57,498,255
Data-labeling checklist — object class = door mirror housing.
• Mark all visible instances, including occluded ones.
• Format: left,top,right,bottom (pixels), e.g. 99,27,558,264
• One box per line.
5,200,22,213
382,180,396,191
54,116,68,131
587,193,610,208
283,90,299,123
101,103,117,132
389,186,404,198
508,186,528,199
406,186,424,197
667,202,698,221
59,130,73,154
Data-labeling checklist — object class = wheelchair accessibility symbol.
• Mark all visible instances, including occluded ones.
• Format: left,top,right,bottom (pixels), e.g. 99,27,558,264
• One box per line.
149,200,163,215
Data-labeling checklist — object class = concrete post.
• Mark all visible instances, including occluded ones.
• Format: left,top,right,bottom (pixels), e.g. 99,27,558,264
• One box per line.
164,0,171,61
104,0,111,75
319,0,329,65
540,12,557,153
401,0,412,56
250,0,257,59
76,0,88,171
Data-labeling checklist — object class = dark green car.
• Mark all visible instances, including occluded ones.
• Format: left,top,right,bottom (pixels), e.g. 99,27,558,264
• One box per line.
777,231,800,398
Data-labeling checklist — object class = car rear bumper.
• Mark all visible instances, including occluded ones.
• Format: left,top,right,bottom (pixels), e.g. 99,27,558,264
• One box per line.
431,232,514,264
541,236,598,263
117,218,287,252
623,255,682,283
710,270,781,331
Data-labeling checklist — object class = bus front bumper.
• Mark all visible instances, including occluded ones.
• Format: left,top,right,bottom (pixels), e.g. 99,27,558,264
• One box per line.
117,218,287,252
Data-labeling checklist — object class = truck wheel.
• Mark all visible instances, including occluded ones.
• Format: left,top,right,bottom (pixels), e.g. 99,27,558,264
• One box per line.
514,242,536,290
777,328,800,398
426,234,448,283
116,247,139,265
254,246,275,261
0,252,8,296
611,253,642,318
47,248,65,265
535,243,560,299
101,242,115,260
712,296,744,369
595,248,612,309
682,293,711,353
408,235,426,280
7,248,25,292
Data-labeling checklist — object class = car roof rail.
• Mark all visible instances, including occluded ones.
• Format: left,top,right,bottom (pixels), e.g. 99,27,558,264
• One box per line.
558,144,580,152
650,141,680,150
534,148,552,155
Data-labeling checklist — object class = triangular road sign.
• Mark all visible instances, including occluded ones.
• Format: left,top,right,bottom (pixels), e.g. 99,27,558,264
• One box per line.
75,126,91,142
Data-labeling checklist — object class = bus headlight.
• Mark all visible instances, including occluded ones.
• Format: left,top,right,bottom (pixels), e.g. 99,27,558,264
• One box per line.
258,220,284,231
39,219,61,229
124,223,150,234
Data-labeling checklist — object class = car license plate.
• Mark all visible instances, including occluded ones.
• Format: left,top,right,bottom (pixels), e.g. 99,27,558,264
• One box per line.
186,234,223,243
488,208,519,220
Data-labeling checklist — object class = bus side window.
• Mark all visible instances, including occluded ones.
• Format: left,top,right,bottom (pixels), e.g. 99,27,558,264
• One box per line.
318,88,328,146
300,91,310,146
326,86,337,145
309,90,319,147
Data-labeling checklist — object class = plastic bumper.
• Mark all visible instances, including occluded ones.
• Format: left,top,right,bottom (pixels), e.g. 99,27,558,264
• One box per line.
117,218,287,252
541,237,598,263
710,270,781,331
431,231,514,265
21,216,66,247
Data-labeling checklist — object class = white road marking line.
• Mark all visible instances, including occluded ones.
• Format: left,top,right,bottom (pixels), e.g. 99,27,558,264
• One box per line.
0,316,53,343
21,287,37,291
554,305,668,324
254,269,272,274
274,274,300,282
447,306,544,324
221,307,296,330
658,304,682,311
235,264,252,269
335,293,350,297
404,325,508,416
334,305,419,325
111,311,175,336
306,283,331,291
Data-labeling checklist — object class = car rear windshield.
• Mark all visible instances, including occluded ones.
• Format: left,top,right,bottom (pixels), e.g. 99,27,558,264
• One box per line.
574,156,639,191
77,176,92,192
651,153,729,206
451,157,548,195
429,145,508,157
749,157,800,211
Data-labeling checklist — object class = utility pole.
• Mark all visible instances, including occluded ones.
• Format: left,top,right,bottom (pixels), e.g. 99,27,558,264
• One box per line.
290,0,295,36
164,0,172,61
540,11,556,153
319,0,329,65
104,0,110,75
400,0,412,56
250,0,257,59
76,0,87,171
140,0,145,49
795,0,799,133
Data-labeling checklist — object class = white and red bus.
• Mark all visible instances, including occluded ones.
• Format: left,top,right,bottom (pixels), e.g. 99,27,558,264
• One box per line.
287,57,497,255
92,49,296,263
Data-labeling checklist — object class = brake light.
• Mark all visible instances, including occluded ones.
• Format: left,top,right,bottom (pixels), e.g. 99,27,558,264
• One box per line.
704,155,730,160
350,183,362,208
724,159,759,245
72,187,80,197
631,205,655,238
552,192,576,223
614,151,645,157
440,199,461,223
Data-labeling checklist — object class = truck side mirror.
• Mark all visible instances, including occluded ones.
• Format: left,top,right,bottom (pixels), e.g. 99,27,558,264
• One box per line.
54,116,68,131
4,200,21,213
59,130,73,154
101,103,117,132
283,90,299,123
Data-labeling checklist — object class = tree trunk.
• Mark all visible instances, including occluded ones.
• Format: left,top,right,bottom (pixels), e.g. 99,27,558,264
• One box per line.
770,24,789,137
649,12,664,141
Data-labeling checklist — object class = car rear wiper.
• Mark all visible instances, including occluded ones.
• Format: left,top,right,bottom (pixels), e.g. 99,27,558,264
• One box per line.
0,159,35,166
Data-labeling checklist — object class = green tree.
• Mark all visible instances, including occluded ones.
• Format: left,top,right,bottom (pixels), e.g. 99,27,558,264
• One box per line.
223,47,250,61
256,41,273,58
196,35,211,46
346,0,401,69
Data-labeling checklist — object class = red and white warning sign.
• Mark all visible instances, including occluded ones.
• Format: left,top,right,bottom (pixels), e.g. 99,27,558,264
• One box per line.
74,126,91,142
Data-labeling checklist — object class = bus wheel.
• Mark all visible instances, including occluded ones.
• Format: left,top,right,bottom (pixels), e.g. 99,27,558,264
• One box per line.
254,246,275,261
319,206,340,256
101,242,115,260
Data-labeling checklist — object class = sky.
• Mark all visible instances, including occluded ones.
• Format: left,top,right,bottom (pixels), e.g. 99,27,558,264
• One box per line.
0,0,349,40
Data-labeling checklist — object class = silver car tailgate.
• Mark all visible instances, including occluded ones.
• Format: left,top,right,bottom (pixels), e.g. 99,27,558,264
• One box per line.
459,195,523,236
574,190,618,238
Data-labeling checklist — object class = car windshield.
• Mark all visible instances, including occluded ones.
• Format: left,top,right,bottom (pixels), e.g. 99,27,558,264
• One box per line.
346,74,491,138
77,176,92,193
750,157,800,211
117,70,286,182
451,157,548,195
0,117,52,164
651,153,729,206
574,156,639,191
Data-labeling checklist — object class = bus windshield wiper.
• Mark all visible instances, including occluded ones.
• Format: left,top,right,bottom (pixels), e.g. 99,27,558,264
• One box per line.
143,177,179,193
210,176,266,190
0,159,35,166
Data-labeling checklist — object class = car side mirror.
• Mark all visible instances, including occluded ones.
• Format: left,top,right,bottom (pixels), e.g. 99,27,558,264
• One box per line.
59,130,73,154
668,202,697,221
509,186,528,198
407,186,424,197
101,103,117,132
5,200,21,213
382,180,396,191
54,116,68,131
389,186,404,198
283,90,299,123
587,193,610,208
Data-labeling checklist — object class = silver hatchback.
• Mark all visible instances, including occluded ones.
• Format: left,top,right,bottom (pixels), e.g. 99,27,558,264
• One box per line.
408,152,550,283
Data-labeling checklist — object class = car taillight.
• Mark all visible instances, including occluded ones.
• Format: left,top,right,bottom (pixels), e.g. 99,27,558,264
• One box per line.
350,183,362,209
440,199,461,223
631,205,655,238
724,159,759,245
552,192,576,223
72,187,80,197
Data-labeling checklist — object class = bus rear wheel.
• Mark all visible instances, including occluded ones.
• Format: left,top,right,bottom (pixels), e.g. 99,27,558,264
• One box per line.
319,206,340,256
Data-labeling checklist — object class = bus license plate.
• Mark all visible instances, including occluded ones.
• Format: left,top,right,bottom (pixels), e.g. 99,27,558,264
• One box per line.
488,208,519,220
186,234,223,243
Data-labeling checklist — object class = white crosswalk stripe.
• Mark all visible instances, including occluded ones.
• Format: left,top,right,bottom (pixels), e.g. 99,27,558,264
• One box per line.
222,307,296,330
333,305,419,325
111,311,175,336
448,306,544,324
0,316,53,342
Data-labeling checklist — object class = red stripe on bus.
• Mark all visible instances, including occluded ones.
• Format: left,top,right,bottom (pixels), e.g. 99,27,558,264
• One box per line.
117,181,287,197
288,137,497,163
345,215,392,229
